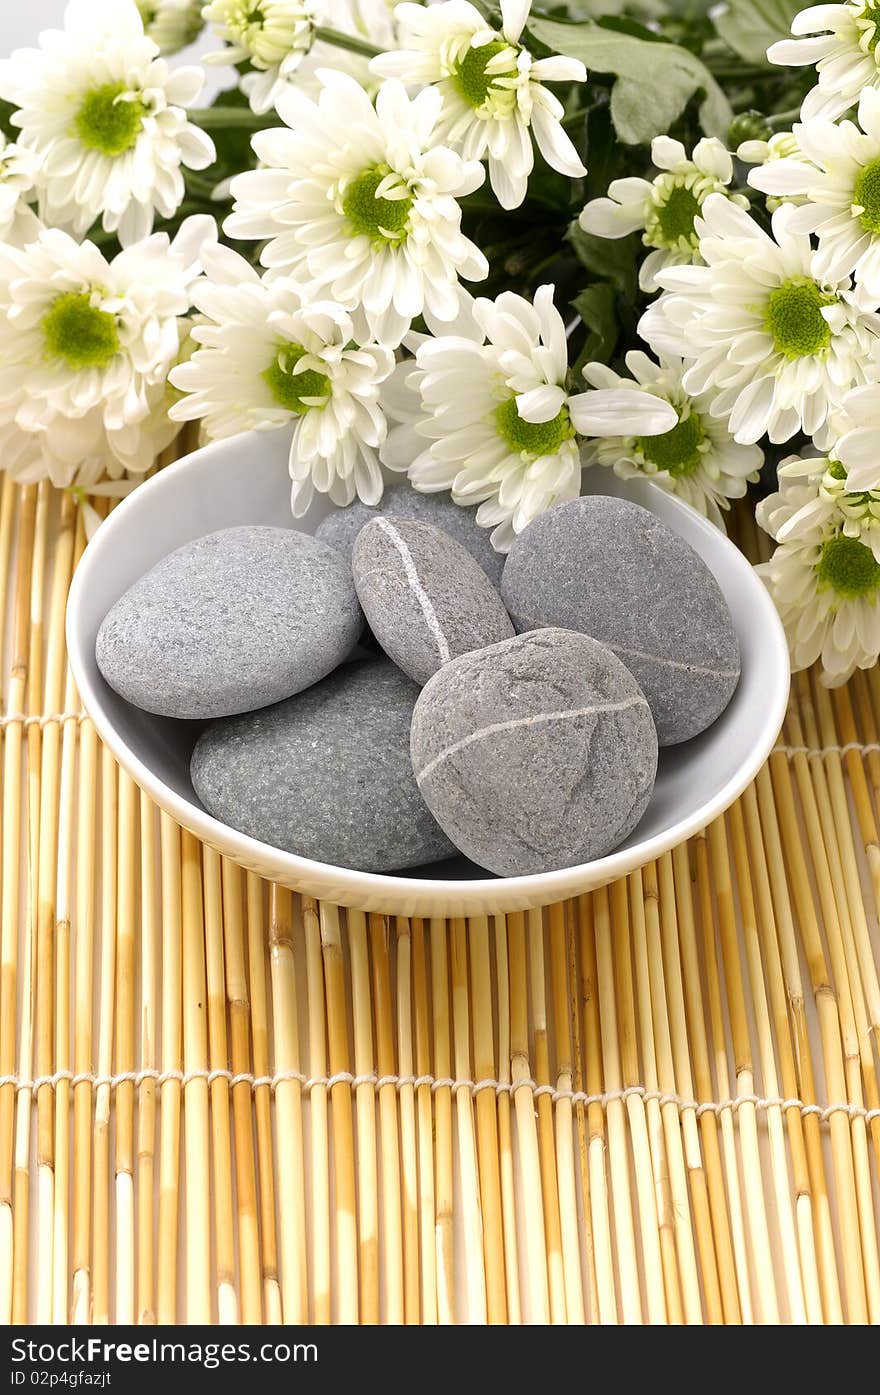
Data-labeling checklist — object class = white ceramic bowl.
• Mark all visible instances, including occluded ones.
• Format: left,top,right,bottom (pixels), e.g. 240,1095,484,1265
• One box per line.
66,429,790,916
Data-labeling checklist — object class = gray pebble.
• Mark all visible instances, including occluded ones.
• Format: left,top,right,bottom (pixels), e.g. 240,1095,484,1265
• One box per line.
352,517,514,685
410,628,658,876
96,526,362,720
192,659,456,872
501,496,740,746
315,483,505,586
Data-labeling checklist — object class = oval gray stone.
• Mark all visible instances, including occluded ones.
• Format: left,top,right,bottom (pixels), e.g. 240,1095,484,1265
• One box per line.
96,526,362,720
501,496,740,746
192,659,456,872
352,517,514,686
410,628,658,877
315,483,505,586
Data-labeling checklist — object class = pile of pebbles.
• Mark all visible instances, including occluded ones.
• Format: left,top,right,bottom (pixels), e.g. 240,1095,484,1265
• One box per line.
96,484,740,877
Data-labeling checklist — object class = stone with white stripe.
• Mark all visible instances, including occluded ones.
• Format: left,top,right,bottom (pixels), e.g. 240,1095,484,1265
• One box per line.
352,517,514,686
410,628,658,876
501,495,741,745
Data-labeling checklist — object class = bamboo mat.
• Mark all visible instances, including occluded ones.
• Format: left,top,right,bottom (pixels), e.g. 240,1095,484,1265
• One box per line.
3,473,880,1326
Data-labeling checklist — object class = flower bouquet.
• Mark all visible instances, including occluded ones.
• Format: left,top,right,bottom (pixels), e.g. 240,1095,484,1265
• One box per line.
4,0,880,684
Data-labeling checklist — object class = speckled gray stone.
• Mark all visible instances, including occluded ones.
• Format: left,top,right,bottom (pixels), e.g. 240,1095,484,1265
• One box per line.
315,484,505,586
352,518,514,686
410,628,658,876
501,496,740,746
96,526,362,720
192,659,456,872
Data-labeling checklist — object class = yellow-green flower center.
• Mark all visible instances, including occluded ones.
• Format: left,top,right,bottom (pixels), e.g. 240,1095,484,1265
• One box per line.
495,397,573,457
451,39,515,109
764,276,835,360
263,344,330,414
856,1,880,52
854,157,880,234
41,291,120,370
342,166,413,246
637,410,705,477
817,534,880,598
655,185,702,244
74,82,146,157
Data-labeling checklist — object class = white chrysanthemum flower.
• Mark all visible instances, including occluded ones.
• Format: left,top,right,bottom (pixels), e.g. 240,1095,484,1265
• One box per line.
0,0,216,245
579,136,749,293
169,244,395,516
828,379,880,488
0,133,41,247
639,194,880,448
747,90,880,297
0,214,215,489
293,0,397,99
756,475,880,683
768,1,880,122
738,131,814,210
380,284,677,551
203,0,335,114
580,350,762,529
225,73,488,348
370,0,586,209
775,448,880,558
137,0,204,53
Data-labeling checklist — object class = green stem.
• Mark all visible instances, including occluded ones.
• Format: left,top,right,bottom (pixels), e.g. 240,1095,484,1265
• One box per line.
186,106,267,129
767,106,801,128
313,25,382,59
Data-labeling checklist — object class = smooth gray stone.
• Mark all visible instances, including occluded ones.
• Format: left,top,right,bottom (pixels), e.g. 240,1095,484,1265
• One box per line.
352,517,514,685
500,496,740,746
96,525,362,720
192,659,456,872
315,483,505,585
410,628,658,876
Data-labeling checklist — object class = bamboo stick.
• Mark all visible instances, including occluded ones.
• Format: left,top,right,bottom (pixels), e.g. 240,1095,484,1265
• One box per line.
222,863,267,1312
1,485,35,1325
346,908,379,1322
507,910,550,1323
568,899,600,1325
157,815,183,1325
410,918,437,1324
575,894,618,1324
92,743,118,1324
608,879,668,1324
394,916,421,1324
181,831,212,1324
114,771,138,1325
526,907,566,1323
300,896,330,1324
319,901,358,1323
202,847,238,1323
466,914,507,1324
449,916,487,1323
369,913,405,1324
245,874,282,1323
491,913,521,1324
137,793,158,1324
592,885,643,1323
670,841,742,1323
71,712,98,1324
429,917,455,1323
546,901,585,1324
269,887,308,1323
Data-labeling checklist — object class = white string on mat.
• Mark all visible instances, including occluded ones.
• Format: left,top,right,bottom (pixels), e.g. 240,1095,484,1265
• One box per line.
773,739,880,759
1,1067,876,1126
0,711,86,728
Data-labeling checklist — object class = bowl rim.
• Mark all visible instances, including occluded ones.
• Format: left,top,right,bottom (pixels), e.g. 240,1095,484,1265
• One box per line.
66,434,791,909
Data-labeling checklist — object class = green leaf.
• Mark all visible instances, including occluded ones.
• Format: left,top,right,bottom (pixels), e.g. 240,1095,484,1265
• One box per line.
567,221,640,301
713,0,800,64
570,283,618,371
527,17,733,143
